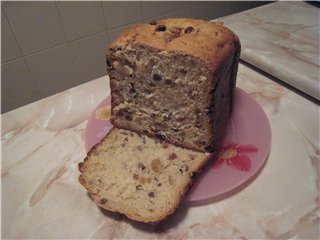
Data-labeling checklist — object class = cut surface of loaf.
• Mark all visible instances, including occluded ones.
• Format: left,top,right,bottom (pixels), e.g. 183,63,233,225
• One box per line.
78,127,210,223
107,18,240,152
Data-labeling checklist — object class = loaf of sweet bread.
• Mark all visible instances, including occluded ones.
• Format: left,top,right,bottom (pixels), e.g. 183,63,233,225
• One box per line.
78,128,210,223
107,18,240,152
79,18,241,223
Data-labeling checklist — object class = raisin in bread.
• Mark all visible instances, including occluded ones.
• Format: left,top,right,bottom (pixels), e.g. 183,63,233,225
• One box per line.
107,18,240,152
78,127,210,223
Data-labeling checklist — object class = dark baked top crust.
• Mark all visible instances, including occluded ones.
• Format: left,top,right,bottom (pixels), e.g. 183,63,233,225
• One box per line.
109,18,240,77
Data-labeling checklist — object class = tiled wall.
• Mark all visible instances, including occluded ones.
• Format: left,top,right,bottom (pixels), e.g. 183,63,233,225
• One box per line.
1,1,269,113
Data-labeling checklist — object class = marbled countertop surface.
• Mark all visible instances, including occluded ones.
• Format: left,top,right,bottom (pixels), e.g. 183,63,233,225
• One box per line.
2,62,319,239
220,1,320,100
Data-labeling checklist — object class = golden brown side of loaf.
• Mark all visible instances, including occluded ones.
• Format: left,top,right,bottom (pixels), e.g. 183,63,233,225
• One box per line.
78,127,210,223
109,18,239,79
107,18,240,152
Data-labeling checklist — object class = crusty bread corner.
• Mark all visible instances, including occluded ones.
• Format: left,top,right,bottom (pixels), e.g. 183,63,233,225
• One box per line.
78,127,210,223
108,18,240,79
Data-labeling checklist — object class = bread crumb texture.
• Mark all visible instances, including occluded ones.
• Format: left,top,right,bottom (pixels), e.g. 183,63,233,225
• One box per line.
78,128,209,223
107,18,240,152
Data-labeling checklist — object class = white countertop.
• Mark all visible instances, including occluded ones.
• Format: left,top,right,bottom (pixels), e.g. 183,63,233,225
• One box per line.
2,61,319,238
220,1,320,100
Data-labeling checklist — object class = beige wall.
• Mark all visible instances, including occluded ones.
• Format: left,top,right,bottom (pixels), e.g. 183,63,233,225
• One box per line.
1,1,269,113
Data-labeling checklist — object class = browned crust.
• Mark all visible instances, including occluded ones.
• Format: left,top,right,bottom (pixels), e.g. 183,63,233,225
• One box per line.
108,18,239,81
206,42,241,152
230,40,241,112
78,128,117,173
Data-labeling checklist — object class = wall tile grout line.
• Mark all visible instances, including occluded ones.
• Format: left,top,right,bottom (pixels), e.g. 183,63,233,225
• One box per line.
2,5,43,102
54,1,68,46
1,29,113,66
201,1,205,20
1,2,116,65
1,8,24,60
2,14,142,66
139,1,143,22
101,1,110,32
22,57,42,101
175,4,205,19
54,1,78,82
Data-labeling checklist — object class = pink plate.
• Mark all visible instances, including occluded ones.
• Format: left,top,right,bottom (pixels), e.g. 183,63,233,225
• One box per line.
84,88,271,203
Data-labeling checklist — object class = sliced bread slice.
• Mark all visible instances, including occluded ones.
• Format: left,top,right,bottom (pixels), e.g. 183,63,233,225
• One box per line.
78,127,210,223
